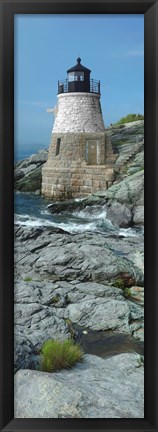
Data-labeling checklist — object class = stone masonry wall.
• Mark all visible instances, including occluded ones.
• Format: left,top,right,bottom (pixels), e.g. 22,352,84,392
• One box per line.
47,132,108,164
53,93,105,133
42,163,114,199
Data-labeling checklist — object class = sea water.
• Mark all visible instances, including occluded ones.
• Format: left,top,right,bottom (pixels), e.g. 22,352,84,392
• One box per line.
14,192,144,238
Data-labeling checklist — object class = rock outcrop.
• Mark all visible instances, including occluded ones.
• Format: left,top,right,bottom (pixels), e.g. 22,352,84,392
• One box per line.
14,150,48,193
14,353,144,418
14,226,144,372
14,120,144,418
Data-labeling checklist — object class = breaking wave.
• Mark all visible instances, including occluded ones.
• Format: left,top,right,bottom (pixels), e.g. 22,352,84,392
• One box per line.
14,193,143,237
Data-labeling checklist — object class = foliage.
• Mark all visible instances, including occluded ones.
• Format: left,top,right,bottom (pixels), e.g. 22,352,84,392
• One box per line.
23,277,32,282
114,114,144,125
113,278,124,289
136,355,144,367
41,338,84,372
50,295,60,304
123,287,131,298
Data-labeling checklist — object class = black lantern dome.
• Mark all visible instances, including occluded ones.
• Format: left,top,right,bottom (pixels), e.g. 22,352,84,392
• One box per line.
67,57,91,92
58,58,100,94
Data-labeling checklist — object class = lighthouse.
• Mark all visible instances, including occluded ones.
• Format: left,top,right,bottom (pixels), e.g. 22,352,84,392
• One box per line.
42,58,115,199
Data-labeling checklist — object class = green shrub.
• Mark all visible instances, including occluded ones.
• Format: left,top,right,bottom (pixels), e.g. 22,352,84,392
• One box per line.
41,338,84,372
23,277,32,282
115,113,144,125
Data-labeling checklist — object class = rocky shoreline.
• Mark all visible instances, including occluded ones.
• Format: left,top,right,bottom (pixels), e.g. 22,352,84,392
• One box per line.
14,120,144,418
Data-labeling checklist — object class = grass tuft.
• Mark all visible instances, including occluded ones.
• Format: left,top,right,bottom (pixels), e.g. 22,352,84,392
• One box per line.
23,277,32,282
40,338,84,372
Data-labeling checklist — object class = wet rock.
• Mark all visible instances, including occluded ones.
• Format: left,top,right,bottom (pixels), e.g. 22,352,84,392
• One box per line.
14,353,144,418
105,201,132,227
47,198,88,214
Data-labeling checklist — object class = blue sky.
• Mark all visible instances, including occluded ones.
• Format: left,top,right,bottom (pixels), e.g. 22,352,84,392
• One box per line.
14,14,144,159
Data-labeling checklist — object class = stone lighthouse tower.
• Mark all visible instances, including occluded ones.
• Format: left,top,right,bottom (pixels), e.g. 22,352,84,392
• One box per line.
42,58,115,199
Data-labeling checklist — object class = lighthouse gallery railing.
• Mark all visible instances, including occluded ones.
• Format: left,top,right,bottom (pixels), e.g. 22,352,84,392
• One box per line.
58,79,100,94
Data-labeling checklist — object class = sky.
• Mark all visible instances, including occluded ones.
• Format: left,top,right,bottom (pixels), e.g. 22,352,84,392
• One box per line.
14,14,144,160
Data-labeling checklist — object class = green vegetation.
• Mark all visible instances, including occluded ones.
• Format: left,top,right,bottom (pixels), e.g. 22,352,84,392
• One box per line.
64,318,76,339
113,278,124,289
65,318,72,326
50,295,60,304
123,287,131,298
114,113,144,126
114,139,127,145
136,355,144,367
41,338,84,372
23,277,32,282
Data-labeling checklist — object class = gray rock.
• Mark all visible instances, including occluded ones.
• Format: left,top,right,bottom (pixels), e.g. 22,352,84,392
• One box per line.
14,353,144,418
133,206,144,225
92,170,144,207
14,166,42,192
108,120,144,148
14,224,144,372
29,150,48,164
64,295,144,335
126,167,142,175
128,286,144,305
106,201,132,227
129,150,144,168
14,150,48,192
21,163,38,175
15,150,48,170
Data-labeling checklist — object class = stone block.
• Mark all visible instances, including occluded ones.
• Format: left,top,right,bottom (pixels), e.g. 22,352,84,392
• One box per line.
83,180,93,187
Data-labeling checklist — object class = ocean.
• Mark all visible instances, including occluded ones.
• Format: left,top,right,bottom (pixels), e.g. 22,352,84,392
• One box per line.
14,192,144,237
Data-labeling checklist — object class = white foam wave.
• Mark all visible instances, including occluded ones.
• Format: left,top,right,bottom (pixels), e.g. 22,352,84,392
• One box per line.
75,197,87,202
119,227,144,237
14,213,97,233
14,212,143,237
14,213,31,221
40,209,50,215
73,205,107,221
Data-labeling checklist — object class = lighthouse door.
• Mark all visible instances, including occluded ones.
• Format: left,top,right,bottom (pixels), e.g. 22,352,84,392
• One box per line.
86,140,98,165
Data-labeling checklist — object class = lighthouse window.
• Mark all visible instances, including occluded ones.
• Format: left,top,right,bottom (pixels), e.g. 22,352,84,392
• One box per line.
68,71,84,82
68,72,75,82
75,72,84,81
55,138,61,156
